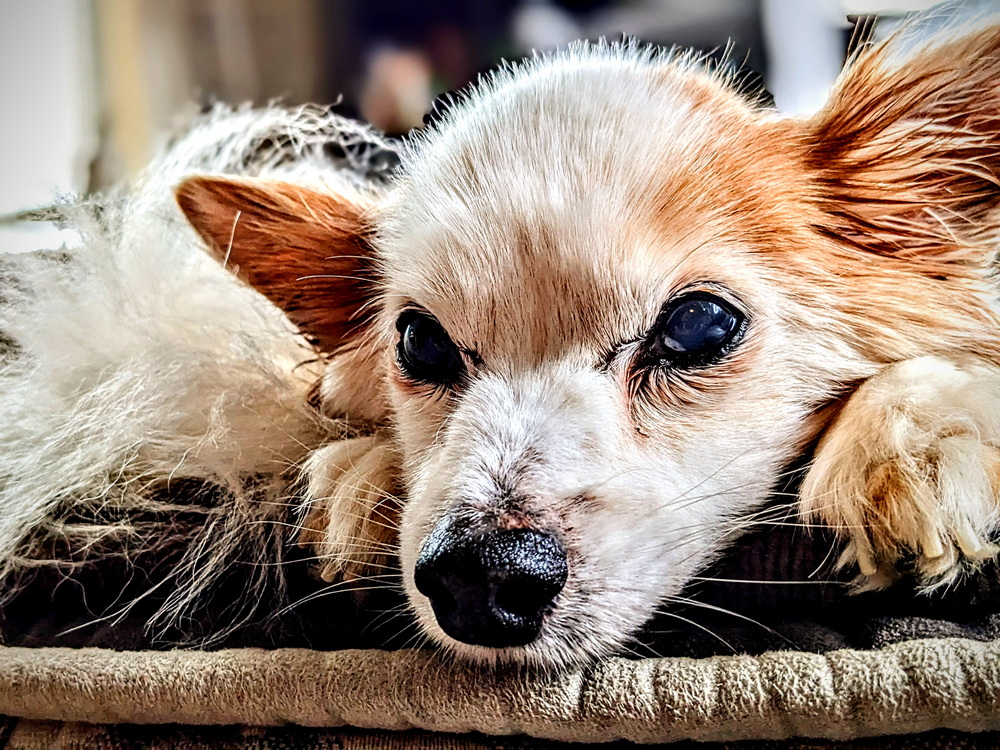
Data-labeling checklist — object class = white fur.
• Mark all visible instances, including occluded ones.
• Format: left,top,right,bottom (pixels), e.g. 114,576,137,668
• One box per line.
0,105,388,641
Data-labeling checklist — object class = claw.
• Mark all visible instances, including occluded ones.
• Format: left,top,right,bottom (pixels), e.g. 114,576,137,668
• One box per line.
955,519,994,559
920,528,945,560
855,540,878,578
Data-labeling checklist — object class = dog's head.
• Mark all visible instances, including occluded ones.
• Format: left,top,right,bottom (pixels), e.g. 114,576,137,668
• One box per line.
178,4,1000,669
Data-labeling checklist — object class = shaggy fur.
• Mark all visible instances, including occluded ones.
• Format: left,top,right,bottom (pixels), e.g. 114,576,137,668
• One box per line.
0,106,394,643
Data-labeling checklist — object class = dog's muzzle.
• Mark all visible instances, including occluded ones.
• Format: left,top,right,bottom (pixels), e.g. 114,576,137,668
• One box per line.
414,518,568,648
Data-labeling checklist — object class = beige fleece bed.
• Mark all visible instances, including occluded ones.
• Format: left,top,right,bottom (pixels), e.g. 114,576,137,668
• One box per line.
0,637,997,745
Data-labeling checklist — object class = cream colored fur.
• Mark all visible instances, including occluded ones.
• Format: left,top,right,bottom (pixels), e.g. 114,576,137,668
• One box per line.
0,105,392,642
299,436,400,584
802,356,1000,587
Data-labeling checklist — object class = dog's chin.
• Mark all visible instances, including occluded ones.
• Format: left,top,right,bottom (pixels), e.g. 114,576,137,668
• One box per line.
405,585,642,671
414,610,613,671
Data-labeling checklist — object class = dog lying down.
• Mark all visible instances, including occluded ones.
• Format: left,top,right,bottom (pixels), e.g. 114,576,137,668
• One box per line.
3,1,1000,669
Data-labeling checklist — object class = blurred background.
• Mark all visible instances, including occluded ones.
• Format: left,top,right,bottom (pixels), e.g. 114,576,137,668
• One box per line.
0,0,941,250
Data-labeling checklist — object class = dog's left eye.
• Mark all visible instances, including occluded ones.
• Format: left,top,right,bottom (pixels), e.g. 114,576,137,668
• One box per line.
396,311,465,386
648,293,746,367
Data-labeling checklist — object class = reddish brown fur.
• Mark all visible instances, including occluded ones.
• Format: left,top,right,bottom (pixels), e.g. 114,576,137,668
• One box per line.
809,27,1000,254
176,177,379,355
800,27,1000,366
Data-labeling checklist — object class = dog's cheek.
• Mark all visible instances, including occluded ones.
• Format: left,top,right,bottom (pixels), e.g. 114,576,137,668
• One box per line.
386,375,457,462
316,345,391,424
563,469,716,587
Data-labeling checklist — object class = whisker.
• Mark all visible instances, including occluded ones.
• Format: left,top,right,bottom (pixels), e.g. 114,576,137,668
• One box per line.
646,610,736,652
686,575,838,586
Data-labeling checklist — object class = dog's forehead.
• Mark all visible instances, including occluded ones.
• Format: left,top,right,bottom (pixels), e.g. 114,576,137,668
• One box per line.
378,47,782,362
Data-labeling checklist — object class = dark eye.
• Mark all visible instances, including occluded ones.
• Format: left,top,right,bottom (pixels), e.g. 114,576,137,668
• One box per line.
396,311,465,386
648,293,746,367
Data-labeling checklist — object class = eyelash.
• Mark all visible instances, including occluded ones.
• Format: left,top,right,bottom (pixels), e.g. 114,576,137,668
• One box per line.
616,289,749,395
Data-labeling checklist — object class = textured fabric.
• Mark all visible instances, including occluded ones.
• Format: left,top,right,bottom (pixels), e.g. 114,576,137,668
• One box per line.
1,720,999,750
0,639,997,744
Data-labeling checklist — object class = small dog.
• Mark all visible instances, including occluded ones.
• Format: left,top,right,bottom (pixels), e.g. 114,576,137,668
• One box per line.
176,2,1000,668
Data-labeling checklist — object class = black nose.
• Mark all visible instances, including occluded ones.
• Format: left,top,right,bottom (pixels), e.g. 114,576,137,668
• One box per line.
413,522,568,648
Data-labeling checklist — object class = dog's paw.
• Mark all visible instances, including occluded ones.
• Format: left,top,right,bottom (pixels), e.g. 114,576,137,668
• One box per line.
801,356,1000,589
299,434,401,583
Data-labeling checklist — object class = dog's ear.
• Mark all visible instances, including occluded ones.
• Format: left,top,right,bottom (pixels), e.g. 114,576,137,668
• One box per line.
807,6,1000,261
176,177,378,354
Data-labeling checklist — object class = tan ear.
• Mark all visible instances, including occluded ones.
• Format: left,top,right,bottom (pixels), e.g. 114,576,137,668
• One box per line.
176,176,379,354
807,8,1000,261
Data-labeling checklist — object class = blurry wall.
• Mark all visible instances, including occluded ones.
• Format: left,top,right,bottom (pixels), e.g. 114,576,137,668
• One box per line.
0,0,952,212
0,0,94,251
90,0,329,185
86,0,769,190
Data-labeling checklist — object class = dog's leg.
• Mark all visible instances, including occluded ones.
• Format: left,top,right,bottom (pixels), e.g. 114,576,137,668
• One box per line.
299,434,401,583
801,356,1000,588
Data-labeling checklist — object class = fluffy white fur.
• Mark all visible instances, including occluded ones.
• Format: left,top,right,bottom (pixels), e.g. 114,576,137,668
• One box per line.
0,106,390,641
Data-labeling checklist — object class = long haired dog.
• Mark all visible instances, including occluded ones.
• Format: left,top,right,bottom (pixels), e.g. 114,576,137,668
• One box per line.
3,2,998,666
172,2,1000,668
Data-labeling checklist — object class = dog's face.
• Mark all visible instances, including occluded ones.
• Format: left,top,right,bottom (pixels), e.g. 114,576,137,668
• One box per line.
375,54,867,666
178,8,1000,670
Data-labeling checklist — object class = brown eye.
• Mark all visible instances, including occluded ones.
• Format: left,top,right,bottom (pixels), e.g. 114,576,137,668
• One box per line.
648,293,746,367
396,311,465,386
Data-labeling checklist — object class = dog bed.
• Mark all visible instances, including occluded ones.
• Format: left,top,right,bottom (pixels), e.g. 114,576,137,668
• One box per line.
0,637,997,747
1,107,998,749
0,517,997,747
0,636,999,741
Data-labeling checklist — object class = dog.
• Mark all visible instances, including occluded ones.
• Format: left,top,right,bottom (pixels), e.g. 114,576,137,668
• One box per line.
0,2,988,670
49,0,990,668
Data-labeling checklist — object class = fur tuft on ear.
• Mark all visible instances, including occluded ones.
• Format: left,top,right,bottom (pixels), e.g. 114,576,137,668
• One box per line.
176,177,380,354
808,3,1000,261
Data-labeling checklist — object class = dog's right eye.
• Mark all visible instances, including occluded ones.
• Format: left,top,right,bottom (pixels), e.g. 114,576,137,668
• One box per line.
646,292,746,368
396,312,465,386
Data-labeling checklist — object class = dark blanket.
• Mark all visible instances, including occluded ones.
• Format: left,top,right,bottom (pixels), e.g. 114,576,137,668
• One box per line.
2,718,999,750
2,503,997,659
